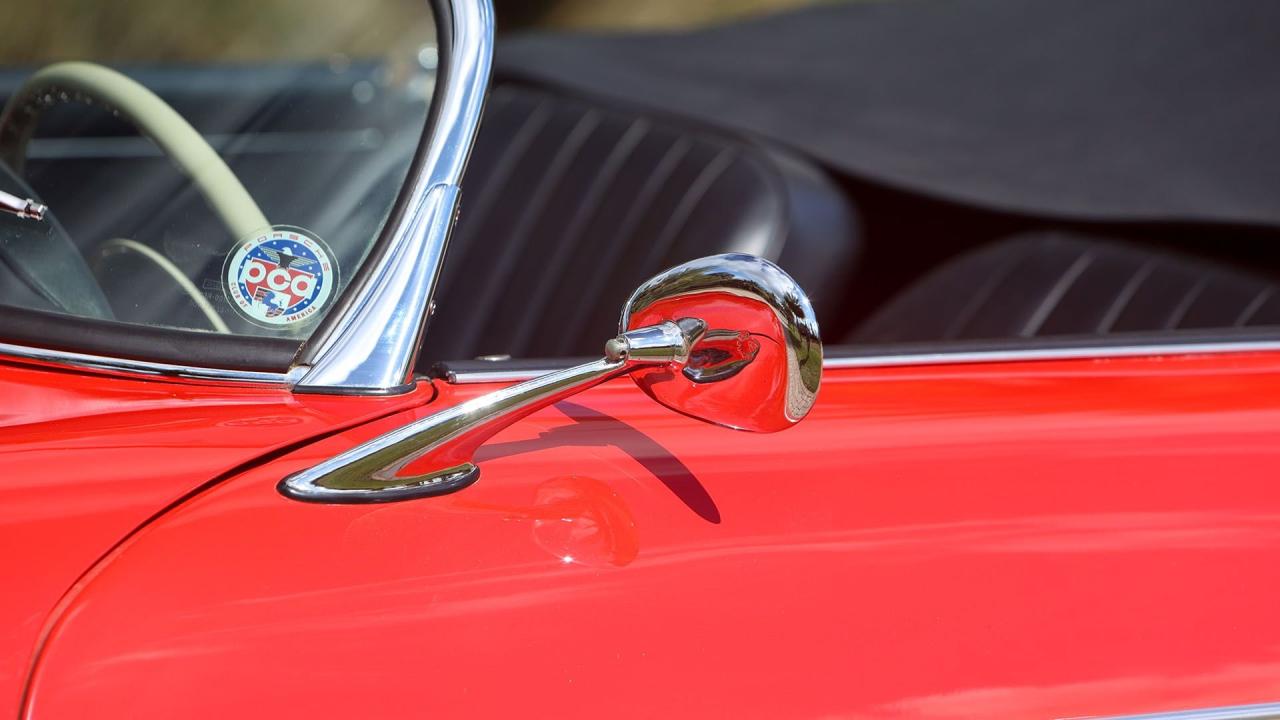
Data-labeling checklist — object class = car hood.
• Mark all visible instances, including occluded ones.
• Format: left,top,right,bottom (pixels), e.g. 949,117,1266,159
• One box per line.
0,359,430,718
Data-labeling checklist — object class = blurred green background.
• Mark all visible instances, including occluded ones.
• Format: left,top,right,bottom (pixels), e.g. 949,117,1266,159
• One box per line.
3,0,432,63
2,0,839,63
496,0,841,30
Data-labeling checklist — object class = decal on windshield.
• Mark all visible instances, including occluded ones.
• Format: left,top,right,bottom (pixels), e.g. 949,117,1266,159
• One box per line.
223,226,338,327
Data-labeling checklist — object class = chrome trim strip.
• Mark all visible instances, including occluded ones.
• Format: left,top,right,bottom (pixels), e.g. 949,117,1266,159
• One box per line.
444,369,548,384
823,340,1280,369
441,340,1280,384
1098,702,1280,719
0,341,291,384
293,0,493,393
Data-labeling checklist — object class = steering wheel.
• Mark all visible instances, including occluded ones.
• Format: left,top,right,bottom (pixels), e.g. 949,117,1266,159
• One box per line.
0,61,270,325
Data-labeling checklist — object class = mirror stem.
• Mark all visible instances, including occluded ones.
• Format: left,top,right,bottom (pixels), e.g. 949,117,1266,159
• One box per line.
280,319,706,503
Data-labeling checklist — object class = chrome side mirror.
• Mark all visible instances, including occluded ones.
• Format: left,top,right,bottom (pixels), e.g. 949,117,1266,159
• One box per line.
281,253,822,503
621,253,821,432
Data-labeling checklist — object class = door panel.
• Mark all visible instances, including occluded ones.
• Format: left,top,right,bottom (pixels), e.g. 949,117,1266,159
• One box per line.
23,353,1280,719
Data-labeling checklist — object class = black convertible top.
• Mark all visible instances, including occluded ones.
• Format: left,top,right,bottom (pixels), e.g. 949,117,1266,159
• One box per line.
496,0,1280,228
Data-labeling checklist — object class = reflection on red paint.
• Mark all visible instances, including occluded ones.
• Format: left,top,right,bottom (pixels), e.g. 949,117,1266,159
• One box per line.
18,352,1280,719
531,476,639,568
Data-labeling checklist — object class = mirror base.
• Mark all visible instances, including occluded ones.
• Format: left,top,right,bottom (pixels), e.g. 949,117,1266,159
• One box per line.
280,462,480,504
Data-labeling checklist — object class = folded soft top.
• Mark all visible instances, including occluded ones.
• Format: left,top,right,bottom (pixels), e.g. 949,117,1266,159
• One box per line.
496,0,1280,228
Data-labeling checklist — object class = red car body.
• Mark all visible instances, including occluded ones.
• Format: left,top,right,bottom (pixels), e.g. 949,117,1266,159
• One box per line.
2,1,1279,717
6,349,1280,718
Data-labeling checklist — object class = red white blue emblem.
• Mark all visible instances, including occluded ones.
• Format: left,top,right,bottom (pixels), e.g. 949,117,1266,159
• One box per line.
224,227,337,327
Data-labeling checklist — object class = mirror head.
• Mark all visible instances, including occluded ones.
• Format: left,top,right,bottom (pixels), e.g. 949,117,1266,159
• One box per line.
620,253,822,432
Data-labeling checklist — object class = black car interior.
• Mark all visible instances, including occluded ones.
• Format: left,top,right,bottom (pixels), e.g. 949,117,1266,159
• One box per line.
856,231,1280,344
426,82,860,360
3,11,1279,371
423,75,1280,368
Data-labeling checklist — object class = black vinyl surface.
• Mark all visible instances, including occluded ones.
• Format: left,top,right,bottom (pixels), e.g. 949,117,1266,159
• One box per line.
424,82,862,362
496,0,1280,228
855,232,1280,343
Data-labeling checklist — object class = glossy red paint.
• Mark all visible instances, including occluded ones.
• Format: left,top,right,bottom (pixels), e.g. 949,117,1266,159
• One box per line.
18,351,1280,718
0,359,432,719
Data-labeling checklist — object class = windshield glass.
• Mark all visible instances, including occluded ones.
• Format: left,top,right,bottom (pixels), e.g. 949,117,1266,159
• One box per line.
0,0,436,340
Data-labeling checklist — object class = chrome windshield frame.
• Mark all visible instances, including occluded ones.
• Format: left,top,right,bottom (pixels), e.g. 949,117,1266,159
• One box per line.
291,0,494,394
0,0,493,393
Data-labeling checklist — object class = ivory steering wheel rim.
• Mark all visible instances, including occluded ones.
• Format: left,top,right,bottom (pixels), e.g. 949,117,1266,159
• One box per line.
0,61,269,241
0,61,271,331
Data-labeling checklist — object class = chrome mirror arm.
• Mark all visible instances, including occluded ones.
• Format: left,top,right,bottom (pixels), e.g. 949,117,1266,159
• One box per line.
282,252,821,505
280,319,707,504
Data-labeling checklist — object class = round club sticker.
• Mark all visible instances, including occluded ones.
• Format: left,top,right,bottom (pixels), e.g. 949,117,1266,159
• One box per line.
224,226,338,327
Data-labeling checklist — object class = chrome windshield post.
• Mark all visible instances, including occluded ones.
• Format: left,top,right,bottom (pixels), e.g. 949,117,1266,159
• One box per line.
291,0,494,394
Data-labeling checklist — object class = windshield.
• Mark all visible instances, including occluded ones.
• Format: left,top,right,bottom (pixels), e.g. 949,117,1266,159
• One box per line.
0,0,437,341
